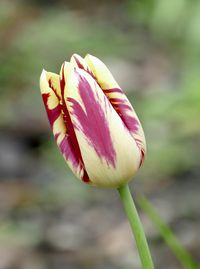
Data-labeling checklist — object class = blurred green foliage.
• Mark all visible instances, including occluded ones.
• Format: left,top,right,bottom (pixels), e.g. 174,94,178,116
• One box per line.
139,196,200,269
0,0,200,183
0,1,200,268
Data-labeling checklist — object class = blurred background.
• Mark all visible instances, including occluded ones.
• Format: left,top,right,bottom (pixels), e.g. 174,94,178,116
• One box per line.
0,0,200,268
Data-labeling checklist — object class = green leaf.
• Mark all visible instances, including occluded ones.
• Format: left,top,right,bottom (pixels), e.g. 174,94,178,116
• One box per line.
138,196,200,269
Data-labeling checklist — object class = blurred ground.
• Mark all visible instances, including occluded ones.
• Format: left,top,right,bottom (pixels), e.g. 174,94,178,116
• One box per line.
0,0,200,268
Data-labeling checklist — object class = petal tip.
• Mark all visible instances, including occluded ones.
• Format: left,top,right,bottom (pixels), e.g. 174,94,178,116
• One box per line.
84,53,92,61
40,69,48,93
70,53,81,60
40,69,47,78
85,53,93,58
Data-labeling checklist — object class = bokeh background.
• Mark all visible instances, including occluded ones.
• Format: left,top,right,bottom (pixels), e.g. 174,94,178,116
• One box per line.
0,0,200,268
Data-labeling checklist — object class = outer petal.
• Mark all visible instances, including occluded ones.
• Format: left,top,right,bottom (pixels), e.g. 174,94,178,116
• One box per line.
63,65,141,187
85,54,146,165
40,70,63,131
40,69,89,183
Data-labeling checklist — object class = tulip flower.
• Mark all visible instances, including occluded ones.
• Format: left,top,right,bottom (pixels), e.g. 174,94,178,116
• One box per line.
40,54,154,269
40,54,146,188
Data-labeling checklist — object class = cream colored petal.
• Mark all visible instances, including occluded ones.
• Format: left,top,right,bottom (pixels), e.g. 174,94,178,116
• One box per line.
64,67,141,187
70,54,89,70
40,69,88,183
85,54,146,162
85,54,119,89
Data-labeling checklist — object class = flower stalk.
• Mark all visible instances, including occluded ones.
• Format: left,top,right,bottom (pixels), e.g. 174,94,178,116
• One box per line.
118,184,155,269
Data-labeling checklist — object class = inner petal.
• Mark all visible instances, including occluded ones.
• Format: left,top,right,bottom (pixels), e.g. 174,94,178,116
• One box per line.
65,68,141,186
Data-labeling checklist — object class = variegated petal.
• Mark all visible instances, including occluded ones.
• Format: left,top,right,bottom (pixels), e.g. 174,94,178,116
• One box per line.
40,69,89,183
63,66,141,187
85,54,146,165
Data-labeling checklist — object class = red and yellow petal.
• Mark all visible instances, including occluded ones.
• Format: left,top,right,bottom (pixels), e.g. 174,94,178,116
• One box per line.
70,54,89,71
63,66,141,187
84,54,146,165
40,69,89,183
40,70,63,132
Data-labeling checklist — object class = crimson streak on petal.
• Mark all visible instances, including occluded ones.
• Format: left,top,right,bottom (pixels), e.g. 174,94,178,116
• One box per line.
68,75,116,167
73,55,95,79
71,64,140,134
60,67,90,182
41,73,90,183
42,93,61,127
107,94,139,134
103,88,123,94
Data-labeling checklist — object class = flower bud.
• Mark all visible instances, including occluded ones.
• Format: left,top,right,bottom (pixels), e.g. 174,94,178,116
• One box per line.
40,54,146,187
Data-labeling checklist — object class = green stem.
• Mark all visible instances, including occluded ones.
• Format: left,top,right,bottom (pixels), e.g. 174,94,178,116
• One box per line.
118,184,155,269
